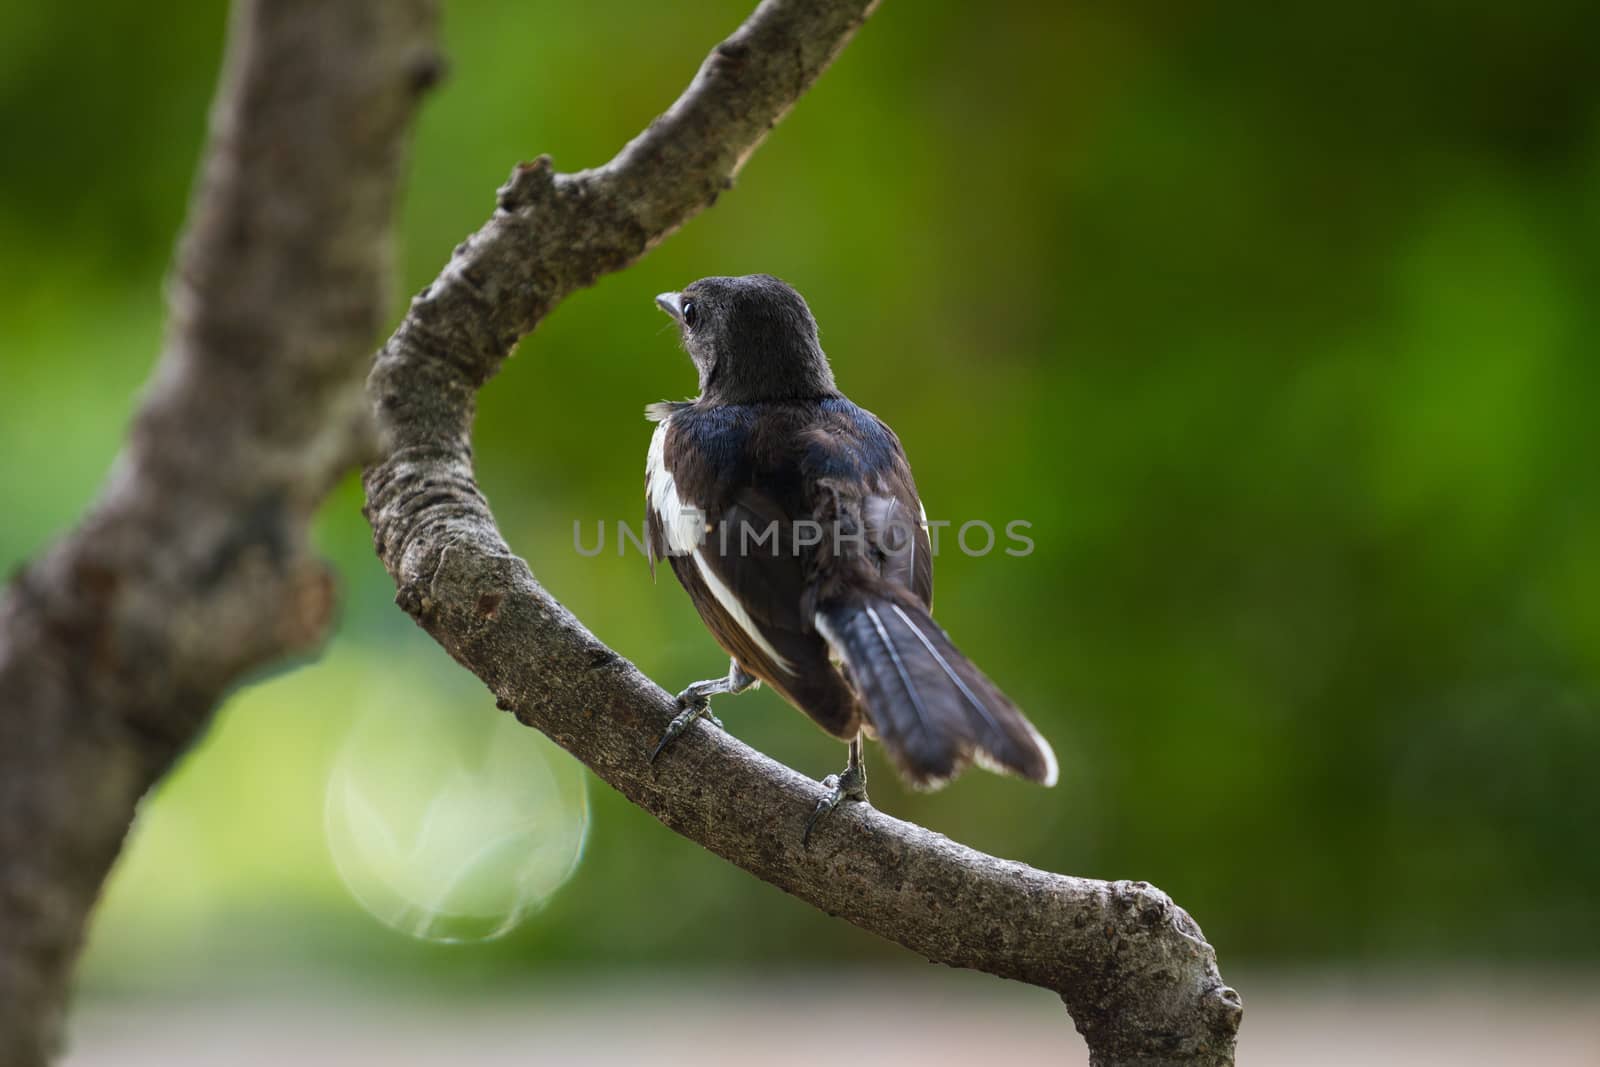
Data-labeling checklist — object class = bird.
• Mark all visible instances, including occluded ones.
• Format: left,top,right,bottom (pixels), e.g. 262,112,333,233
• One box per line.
644,274,1056,841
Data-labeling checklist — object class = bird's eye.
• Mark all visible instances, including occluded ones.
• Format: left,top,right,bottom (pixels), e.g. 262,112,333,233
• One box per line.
681,300,698,329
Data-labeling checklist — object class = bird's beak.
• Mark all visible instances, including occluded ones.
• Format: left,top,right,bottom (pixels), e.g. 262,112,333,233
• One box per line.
655,292,683,321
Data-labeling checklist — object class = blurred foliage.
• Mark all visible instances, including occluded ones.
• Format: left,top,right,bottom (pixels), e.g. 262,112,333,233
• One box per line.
2,0,1598,987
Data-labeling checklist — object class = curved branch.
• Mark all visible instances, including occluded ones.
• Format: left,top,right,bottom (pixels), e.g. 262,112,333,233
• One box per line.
0,2,438,1061
363,2,1241,1064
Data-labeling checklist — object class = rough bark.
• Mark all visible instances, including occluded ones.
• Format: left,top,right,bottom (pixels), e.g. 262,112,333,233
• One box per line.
362,1,1241,1064
0,2,438,1063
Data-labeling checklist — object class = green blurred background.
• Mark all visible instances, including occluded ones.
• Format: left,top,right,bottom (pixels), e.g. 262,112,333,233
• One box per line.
3,0,1599,1011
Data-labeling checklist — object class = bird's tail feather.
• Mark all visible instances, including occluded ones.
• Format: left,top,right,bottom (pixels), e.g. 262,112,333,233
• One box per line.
814,586,1057,790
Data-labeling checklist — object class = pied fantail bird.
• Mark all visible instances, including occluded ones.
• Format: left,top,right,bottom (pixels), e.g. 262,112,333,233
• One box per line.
645,274,1056,839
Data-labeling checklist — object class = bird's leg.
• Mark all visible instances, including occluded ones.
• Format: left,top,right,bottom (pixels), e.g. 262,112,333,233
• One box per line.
803,735,869,845
650,660,759,763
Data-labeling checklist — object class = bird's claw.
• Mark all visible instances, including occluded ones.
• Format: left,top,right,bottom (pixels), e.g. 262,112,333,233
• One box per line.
802,765,869,846
649,694,723,763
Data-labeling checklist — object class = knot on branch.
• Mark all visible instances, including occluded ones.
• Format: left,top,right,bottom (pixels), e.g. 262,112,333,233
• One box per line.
712,39,751,72
405,47,448,94
1210,985,1245,1036
1064,881,1240,1065
498,156,557,212
1109,880,1195,939
394,581,435,622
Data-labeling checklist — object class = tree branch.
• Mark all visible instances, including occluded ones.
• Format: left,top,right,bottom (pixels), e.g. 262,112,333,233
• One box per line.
362,2,1241,1064
0,2,438,1062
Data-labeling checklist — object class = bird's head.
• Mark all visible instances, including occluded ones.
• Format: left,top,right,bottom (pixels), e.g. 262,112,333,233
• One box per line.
655,274,836,404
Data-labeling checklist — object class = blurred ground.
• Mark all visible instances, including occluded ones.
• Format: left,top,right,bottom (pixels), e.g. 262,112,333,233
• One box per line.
64,971,1600,1066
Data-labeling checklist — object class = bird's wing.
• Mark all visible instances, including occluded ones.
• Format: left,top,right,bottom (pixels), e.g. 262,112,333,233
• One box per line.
647,407,859,737
801,400,934,610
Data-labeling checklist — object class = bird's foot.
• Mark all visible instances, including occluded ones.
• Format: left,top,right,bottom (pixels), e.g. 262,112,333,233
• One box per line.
802,761,869,846
649,689,725,763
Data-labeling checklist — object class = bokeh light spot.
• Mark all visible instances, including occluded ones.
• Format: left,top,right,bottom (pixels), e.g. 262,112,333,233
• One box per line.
324,677,588,943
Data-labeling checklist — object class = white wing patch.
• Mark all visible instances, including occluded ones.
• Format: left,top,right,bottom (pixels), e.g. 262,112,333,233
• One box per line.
645,420,701,556
647,418,794,677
